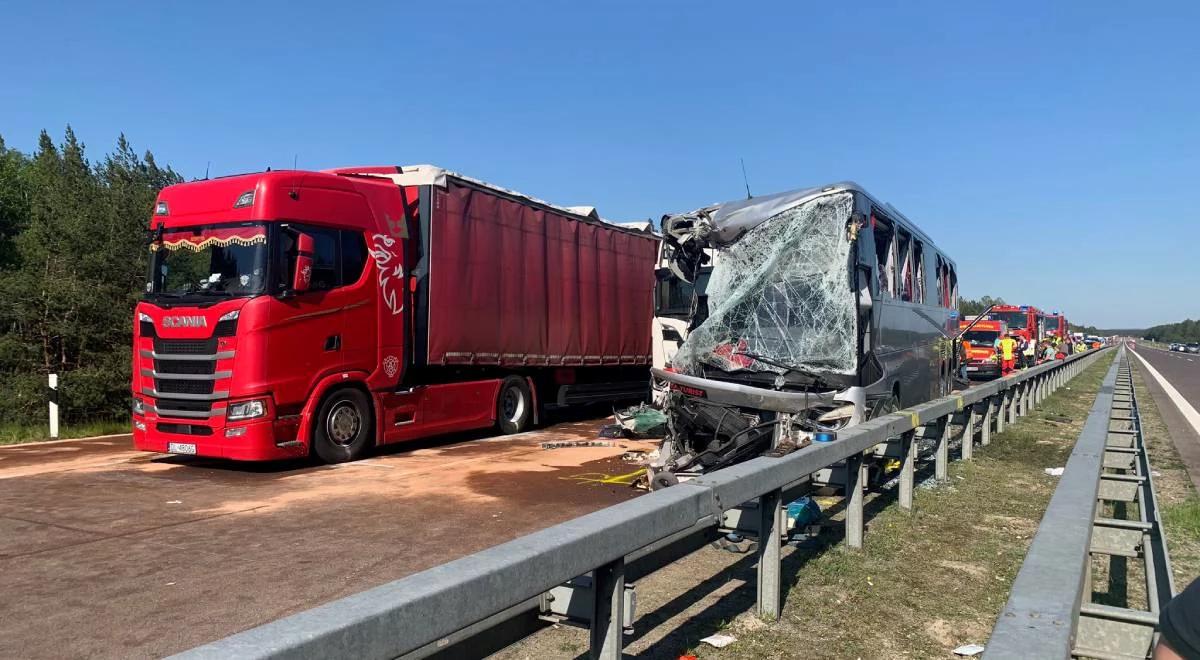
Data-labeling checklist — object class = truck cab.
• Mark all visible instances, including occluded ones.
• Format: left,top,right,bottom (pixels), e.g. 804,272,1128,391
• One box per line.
132,170,402,461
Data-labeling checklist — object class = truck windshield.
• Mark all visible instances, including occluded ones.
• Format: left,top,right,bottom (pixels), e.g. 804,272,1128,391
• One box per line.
672,192,857,378
963,330,999,344
147,224,268,299
990,311,1028,330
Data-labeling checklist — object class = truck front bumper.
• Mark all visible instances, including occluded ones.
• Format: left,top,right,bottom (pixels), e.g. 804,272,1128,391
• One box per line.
132,415,307,461
963,362,1001,380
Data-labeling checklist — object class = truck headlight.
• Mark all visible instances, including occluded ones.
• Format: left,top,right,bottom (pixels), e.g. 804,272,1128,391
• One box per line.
227,399,266,421
132,397,145,415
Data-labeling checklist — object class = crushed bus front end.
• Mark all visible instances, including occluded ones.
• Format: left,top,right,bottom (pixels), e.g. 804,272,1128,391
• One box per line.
649,186,867,488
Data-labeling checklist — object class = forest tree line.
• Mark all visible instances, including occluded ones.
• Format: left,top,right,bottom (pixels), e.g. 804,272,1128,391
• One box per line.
0,128,181,425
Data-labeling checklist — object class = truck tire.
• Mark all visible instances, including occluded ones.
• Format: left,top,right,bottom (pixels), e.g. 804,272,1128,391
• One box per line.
313,388,374,463
496,376,533,435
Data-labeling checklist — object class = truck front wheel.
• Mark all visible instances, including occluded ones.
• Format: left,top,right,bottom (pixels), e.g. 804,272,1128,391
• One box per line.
313,388,374,463
496,376,533,435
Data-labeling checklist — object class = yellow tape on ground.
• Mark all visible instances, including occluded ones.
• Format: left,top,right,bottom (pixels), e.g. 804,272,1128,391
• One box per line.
561,468,647,485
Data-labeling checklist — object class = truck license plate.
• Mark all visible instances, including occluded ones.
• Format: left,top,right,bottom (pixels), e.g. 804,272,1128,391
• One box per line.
966,366,978,372
167,442,197,455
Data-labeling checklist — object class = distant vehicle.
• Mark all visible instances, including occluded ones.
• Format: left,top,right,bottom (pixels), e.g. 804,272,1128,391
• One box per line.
1189,343,1200,354
1169,343,1182,352
959,319,1005,380
987,305,1041,366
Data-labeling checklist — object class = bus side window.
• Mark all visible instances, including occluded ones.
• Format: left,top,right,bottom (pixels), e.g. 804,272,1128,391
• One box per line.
873,217,896,298
935,256,944,305
949,266,958,309
897,230,913,302
913,242,925,303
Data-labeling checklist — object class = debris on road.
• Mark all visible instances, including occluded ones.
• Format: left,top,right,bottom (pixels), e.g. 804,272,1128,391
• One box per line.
166,500,182,504
1044,467,1065,476
953,643,986,656
540,440,616,450
597,424,626,439
699,633,738,648
612,403,668,438
786,496,822,531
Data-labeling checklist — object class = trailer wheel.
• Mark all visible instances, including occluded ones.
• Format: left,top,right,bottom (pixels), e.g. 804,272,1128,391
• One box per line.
496,376,533,435
313,388,374,463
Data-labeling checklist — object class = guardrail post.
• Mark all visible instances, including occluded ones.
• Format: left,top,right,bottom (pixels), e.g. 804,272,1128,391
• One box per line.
982,398,993,446
1007,388,1018,425
757,488,783,620
935,416,950,481
962,404,977,461
898,430,916,510
845,452,865,549
995,393,1007,434
590,558,625,660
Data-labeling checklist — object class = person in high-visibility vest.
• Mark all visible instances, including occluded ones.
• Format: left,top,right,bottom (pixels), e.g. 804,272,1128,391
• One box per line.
997,333,1018,375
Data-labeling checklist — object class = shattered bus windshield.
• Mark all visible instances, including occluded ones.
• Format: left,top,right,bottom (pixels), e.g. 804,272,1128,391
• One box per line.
673,192,856,378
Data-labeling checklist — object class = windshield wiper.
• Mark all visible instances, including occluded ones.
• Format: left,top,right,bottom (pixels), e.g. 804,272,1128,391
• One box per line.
732,351,797,373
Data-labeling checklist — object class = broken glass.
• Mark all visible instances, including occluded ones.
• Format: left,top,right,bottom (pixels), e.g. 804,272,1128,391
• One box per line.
672,192,857,378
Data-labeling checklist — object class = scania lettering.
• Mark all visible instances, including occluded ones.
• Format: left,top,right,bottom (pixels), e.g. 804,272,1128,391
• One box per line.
132,165,658,462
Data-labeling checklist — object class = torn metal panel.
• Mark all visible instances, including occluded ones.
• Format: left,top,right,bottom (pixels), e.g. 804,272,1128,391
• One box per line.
668,190,857,378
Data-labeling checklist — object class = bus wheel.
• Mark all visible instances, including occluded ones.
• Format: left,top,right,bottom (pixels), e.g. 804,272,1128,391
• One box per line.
496,376,533,435
313,388,373,463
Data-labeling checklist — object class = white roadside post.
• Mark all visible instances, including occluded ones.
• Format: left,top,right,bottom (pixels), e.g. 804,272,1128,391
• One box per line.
48,373,59,440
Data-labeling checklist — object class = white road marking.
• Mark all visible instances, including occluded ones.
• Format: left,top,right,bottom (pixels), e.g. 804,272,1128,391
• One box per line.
1130,349,1200,440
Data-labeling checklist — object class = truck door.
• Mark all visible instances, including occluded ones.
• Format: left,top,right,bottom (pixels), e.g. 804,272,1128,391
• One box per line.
266,226,356,408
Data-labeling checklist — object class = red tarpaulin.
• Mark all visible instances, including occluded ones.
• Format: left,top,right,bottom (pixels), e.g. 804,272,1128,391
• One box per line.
426,182,657,367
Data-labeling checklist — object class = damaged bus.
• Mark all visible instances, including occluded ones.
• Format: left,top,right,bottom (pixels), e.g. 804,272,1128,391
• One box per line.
649,183,958,488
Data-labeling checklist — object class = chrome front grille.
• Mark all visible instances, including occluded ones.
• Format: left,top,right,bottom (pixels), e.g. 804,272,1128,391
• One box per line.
141,336,233,419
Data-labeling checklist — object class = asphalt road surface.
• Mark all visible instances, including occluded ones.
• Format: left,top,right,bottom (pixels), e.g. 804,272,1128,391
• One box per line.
0,417,651,659
1130,344,1200,490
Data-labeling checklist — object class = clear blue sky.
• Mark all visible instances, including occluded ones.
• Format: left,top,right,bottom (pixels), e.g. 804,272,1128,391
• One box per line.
1,1,1194,328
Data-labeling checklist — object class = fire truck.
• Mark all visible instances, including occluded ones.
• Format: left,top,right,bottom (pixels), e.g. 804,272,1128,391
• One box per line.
959,319,1006,380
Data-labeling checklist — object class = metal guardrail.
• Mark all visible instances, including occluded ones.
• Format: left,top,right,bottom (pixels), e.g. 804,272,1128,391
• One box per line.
176,347,1113,660
986,348,1175,660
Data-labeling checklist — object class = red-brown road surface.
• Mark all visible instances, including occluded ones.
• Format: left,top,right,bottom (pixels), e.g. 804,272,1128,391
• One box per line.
0,418,651,659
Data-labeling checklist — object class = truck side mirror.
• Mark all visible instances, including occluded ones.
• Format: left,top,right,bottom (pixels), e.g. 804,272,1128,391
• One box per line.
292,232,315,293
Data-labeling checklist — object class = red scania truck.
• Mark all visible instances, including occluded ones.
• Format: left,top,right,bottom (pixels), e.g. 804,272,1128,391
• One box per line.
132,165,658,462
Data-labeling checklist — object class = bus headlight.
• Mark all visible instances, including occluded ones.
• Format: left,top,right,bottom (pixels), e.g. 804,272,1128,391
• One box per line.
227,399,266,421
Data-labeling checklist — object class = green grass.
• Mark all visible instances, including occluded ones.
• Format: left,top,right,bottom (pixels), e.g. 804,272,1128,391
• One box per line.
1165,497,1200,545
697,352,1118,659
0,419,129,445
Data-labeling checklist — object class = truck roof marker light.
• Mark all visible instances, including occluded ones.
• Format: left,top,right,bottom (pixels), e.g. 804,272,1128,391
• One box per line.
218,310,239,322
154,201,169,216
233,190,255,208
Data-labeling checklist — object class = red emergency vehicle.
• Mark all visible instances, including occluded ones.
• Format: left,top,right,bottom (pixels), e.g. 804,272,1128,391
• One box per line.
132,165,658,462
986,305,1040,344
959,319,1006,380
1040,312,1069,341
